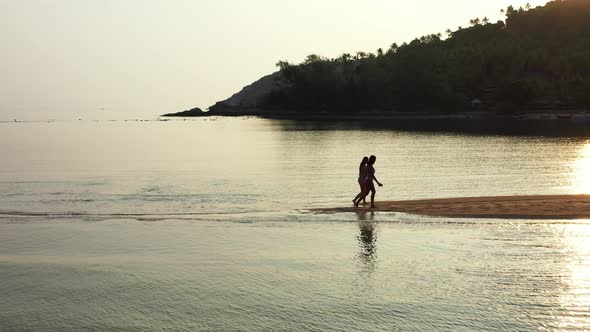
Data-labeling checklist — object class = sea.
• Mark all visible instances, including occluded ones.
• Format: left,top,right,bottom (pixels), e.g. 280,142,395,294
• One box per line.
1,117,590,331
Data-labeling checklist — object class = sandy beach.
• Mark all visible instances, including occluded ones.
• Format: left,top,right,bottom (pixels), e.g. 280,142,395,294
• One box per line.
316,195,590,219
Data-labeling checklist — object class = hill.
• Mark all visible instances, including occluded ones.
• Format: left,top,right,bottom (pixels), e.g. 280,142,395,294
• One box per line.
171,0,590,117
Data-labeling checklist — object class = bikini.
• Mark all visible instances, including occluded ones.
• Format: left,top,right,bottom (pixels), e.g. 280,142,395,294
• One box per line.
364,166,375,186
358,165,366,184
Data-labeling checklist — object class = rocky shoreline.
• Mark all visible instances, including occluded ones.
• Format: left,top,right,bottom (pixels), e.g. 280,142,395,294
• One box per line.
161,108,590,122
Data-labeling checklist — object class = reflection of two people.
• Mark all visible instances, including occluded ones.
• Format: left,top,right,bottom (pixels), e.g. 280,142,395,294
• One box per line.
356,211,377,269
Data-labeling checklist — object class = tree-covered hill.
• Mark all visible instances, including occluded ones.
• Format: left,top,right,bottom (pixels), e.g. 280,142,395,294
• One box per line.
260,0,590,114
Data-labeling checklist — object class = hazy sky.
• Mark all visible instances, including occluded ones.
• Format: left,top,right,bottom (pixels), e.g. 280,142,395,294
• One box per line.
1,0,548,120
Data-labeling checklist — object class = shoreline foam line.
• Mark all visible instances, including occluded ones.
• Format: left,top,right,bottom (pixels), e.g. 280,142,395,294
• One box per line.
313,195,590,219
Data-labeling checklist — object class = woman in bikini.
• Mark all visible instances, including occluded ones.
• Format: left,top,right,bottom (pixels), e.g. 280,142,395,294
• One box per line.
352,156,369,207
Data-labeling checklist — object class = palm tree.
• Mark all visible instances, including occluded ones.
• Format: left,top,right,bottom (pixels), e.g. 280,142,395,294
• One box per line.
377,48,383,57
275,60,291,70
506,5,516,16
388,43,399,54
482,17,489,24
339,53,351,62
304,54,323,64
446,28,453,37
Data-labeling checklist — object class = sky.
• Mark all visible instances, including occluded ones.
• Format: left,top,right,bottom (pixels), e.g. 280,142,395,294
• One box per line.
0,0,548,120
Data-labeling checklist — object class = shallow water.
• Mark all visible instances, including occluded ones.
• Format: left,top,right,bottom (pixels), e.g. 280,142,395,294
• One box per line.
1,118,590,331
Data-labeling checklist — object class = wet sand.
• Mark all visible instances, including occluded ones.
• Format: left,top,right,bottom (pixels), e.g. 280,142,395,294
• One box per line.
316,195,590,219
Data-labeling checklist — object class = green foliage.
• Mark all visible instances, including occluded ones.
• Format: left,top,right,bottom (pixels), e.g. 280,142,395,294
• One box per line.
266,0,590,113
495,80,534,112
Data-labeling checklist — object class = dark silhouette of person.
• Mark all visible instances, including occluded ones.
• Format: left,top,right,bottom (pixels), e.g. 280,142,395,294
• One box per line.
354,155,383,208
352,156,369,206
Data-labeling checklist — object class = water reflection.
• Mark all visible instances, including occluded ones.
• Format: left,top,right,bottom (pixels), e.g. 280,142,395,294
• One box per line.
556,224,590,330
270,118,590,137
356,211,377,273
571,141,590,193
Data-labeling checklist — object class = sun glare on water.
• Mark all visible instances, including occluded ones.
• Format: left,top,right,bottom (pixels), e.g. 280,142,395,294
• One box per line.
570,142,590,194
555,224,590,330
559,141,590,328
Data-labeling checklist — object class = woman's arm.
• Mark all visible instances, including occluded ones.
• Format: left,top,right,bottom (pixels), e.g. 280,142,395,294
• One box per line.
370,169,383,187
372,174,383,187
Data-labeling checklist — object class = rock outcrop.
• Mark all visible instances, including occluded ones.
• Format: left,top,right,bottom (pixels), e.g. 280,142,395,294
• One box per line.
162,107,204,117
209,71,287,113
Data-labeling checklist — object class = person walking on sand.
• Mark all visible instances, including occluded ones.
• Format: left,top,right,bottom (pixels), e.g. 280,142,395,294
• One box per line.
352,156,369,207
354,155,383,208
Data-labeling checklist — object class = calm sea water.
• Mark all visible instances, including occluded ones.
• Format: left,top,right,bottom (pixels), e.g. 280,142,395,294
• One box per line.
1,117,590,331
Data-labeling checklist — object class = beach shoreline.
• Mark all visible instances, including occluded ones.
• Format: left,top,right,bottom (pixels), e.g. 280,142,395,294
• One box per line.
161,109,590,122
314,195,590,219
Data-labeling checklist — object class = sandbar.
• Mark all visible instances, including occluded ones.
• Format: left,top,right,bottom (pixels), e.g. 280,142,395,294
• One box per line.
315,195,590,219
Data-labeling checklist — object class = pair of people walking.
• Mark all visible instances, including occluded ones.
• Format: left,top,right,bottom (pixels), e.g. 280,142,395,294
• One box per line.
353,155,383,208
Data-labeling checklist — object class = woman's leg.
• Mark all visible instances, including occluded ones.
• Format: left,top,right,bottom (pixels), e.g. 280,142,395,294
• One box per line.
369,183,377,208
353,182,368,207
353,191,363,207
359,183,372,204
360,183,366,204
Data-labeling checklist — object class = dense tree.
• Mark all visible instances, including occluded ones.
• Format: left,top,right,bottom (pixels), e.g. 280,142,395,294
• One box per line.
265,0,590,114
